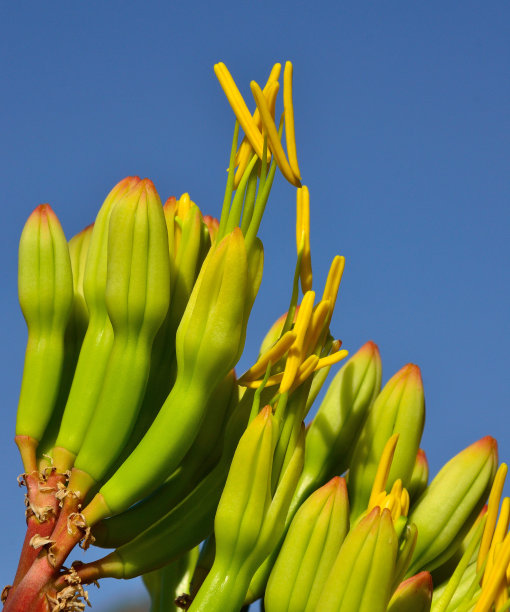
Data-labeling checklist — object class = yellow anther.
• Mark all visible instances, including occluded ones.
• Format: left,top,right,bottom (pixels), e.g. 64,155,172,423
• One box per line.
214,63,269,164
244,347,348,391
369,481,409,523
289,354,320,391
234,81,280,187
322,255,345,318
478,463,508,572
368,433,400,510
302,299,330,356
234,63,281,168
250,80,301,187
283,61,301,182
474,531,510,612
279,291,315,393
296,186,312,293
239,331,296,384
177,192,195,219
312,349,349,372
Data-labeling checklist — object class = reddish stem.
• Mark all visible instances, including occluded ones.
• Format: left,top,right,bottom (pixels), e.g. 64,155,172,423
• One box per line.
10,471,65,591
4,495,84,612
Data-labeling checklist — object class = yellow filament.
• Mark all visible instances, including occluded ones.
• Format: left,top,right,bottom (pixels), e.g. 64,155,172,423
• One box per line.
296,186,312,292
283,61,301,181
251,81,301,187
479,463,508,572
368,433,400,510
239,331,296,383
214,63,269,163
279,291,315,393
474,532,510,612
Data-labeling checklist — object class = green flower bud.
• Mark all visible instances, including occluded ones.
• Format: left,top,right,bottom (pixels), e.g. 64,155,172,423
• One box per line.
72,178,171,487
265,477,350,612
176,227,250,389
53,176,141,472
348,363,425,519
408,436,497,575
388,572,433,612
36,223,94,464
295,341,382,504
16,204,73,470
316,507,399,612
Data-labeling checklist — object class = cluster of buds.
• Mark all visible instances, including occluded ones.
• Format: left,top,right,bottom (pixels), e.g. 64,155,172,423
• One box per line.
5,62,508,612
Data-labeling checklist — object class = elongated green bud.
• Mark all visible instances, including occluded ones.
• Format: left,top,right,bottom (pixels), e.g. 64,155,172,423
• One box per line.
348,363,425,519
86,229,256,521
16,204,73,471
317,507,398,612
175,227,250,388
265,477,350,612
36,223,93,464
169,200,210,331
52,176,140,471
407,436,497,575
92,371,237,549
408,448,429,501
388,572,433,612
71,178,170,488
295,341,381,503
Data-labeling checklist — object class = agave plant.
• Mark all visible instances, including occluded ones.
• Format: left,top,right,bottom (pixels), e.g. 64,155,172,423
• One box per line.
4,62,509,612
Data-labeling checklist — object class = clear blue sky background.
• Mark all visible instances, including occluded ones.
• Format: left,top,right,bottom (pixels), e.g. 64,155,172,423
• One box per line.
1,2,508,609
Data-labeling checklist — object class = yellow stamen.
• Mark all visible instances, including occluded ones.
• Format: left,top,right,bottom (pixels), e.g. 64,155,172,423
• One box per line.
283,61,301,181
214,63,269,163
239,331,296,384
244,347,349,390
234,81,280,187
368,433,400,509
312,349,349,372
479,463,508,572
370,482,408,523
484,497,510,587
322,255,346,318
177,192,195,218
474,532,510,612
302,299,330,356
250,81,301,187
279,291,315,393
234,63,281,167
289,354,320,391
296,186,312,292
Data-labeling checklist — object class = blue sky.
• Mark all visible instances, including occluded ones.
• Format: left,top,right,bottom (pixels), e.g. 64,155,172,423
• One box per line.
1,2,509,609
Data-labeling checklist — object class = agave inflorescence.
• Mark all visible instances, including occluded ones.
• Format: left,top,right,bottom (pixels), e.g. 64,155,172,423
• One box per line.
5,62,509,612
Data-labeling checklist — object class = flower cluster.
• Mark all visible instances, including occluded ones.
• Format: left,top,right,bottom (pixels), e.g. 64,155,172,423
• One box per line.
5,63,509,612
